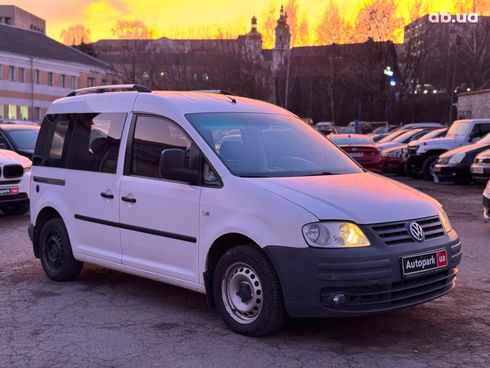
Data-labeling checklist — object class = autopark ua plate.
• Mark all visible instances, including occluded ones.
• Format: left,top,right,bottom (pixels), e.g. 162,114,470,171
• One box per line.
401,249,448,277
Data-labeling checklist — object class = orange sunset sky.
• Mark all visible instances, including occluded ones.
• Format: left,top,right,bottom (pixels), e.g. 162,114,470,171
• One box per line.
2,0,488,47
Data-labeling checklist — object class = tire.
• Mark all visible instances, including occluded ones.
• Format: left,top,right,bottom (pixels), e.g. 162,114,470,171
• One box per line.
422,155,438,181
213,245,287,336
1,204,29,216
405,161,417,178
39,218,83,281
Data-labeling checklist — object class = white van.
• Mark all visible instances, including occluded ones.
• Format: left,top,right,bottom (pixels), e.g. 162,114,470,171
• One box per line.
29,85,461,336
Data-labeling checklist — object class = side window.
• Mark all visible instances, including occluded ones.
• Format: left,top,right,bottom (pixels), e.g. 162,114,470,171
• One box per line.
131,115,191,179
0,132,11,150
66,113,126,173
470,124,490,140
34,114,74,168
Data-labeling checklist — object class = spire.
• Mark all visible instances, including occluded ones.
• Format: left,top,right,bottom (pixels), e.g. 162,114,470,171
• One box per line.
251,15,257,31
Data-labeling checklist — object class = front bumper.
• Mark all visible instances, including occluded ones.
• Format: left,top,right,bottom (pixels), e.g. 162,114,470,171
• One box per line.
382,157,404,173
471,163,490,182
0,192,29,207
264,230,461,318
434,164,470,182
407,152,424,171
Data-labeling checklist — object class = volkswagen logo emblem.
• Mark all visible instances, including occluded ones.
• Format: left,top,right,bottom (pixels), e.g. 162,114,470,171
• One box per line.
408,222,425,242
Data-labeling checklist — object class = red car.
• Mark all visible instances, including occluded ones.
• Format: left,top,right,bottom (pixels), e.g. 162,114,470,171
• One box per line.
329,134,383,173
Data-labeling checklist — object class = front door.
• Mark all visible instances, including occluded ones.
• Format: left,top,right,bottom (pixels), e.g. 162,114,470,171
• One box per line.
120,115,201,282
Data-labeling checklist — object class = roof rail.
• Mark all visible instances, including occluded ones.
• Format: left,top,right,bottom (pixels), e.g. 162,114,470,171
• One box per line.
66,84,152,97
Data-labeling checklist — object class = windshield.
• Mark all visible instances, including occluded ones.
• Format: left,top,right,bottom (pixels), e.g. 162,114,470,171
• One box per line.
6,128,39,150
186,112,363,177
447,121,471,138
420,128,446,140
392,129,423,143
378,129,405,143
329,135,373,145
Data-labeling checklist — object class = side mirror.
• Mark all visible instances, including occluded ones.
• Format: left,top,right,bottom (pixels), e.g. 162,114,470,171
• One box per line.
0,143,7,150
159,149,196,183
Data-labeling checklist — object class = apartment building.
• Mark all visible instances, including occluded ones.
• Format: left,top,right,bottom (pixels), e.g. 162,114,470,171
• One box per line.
0,21,118,122
0,5,45,33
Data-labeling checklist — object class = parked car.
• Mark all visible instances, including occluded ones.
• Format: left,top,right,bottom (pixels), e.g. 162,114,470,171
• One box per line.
399,122,443,130
371,125,397,134
0,149,31,215
29,85,461,336
484,181,490,222
0,123,40,159
434,133,490,183
377,129,411,144
0,119,39,125
314,122,337,136
471,149,490,183
401,128,448,175
377,128,436,152
371,132,390,142
407,119,490,180
328,134,382,173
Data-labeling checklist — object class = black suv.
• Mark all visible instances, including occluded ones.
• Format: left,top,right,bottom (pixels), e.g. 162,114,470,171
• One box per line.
0,124,40,159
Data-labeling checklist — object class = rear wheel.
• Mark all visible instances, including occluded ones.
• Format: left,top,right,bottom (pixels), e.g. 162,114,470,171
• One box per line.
213,245,287,336
422,155,438,181
39,218,83,281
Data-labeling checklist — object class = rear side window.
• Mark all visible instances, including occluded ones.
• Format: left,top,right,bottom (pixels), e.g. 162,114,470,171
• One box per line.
34,112,126,173
66,113,126,173
34,114,74,168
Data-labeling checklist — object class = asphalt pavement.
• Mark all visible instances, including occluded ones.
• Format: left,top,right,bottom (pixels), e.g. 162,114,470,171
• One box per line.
0,177,489,368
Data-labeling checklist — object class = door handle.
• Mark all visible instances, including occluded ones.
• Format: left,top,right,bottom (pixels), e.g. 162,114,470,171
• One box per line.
100,191,114,199
121,196,136,203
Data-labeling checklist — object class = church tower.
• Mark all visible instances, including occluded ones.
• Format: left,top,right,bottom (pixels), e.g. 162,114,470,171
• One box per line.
273,6,291,69
244,15,262,61
275,6,291,53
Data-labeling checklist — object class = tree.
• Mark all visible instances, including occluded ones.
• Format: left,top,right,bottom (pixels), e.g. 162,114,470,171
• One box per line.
316,0,353,45
73,38,98,58
60,24,91,45
263,0,279,48
111,20,154,39
352,0,403,43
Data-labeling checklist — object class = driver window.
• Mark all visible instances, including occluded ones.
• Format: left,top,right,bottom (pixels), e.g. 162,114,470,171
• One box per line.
471,124,490,141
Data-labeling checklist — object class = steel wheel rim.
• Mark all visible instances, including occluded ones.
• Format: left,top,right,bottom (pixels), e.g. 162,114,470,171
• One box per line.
221,262,263,324
430,161,437,180
45,231,64,270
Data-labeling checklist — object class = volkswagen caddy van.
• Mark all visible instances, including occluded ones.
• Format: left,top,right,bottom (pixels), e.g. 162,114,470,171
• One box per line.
29,85,461,336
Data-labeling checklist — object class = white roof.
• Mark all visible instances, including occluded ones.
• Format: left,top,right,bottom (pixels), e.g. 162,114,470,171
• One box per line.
48,91,293,118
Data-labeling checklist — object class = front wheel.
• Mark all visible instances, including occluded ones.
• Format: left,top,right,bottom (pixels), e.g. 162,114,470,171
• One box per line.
213,245,287,336
39,218,83,281
422,155,438,181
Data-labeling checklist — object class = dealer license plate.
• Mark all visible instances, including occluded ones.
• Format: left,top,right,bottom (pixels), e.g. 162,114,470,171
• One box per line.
401,249,448,277
0,188,12,196
349,152,364,158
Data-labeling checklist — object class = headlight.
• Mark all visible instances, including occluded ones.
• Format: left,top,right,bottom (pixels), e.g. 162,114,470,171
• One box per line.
381,149,401,158
448,152,465,165
439,208,452,233
302,222,370,248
